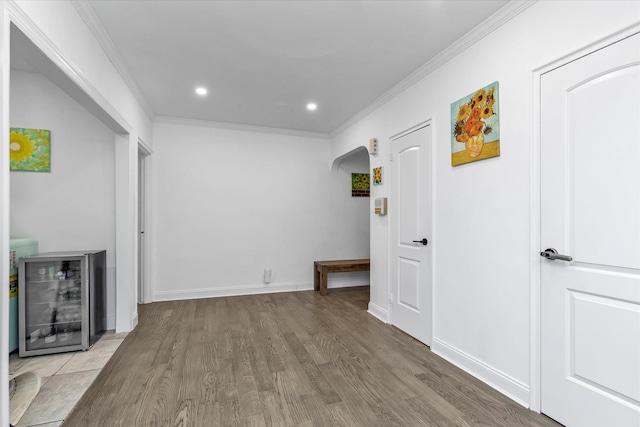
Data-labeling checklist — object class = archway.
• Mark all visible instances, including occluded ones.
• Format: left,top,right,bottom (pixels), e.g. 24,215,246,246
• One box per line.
327,146,371,294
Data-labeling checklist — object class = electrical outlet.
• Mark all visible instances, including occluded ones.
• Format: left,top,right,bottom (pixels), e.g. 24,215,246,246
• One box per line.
264,268,272,284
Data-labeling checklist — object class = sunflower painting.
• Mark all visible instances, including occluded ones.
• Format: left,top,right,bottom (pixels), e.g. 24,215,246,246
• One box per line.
451,82,500,166
352,173,370,197
10,128,51,172
372,167,383,185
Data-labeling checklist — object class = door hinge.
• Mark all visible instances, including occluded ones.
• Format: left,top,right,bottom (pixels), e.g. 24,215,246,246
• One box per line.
389,293,393,303
389,153,393,162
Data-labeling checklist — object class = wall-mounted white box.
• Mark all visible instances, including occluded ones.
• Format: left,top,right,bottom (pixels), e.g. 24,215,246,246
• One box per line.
369,138,378,155
374,197,387,215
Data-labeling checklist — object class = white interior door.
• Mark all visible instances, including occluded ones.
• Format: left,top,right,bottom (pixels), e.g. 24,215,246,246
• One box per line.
390,123,432,345
540,33,640,427
137,147,147,304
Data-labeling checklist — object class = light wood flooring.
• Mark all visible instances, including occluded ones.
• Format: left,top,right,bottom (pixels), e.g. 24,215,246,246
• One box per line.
63,287,560,426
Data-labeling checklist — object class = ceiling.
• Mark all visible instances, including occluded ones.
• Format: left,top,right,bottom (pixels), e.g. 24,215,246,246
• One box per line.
17,1,512,135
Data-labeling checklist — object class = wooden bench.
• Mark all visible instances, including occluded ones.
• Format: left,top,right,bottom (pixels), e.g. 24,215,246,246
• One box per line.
313,259,370,296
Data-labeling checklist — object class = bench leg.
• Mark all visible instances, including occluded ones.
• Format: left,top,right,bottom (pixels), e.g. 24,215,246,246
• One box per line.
320,266,329,296
314,263,320,291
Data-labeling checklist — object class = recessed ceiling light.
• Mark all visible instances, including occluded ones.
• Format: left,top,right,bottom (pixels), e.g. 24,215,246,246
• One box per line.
195,87,207,95
307,103,317,111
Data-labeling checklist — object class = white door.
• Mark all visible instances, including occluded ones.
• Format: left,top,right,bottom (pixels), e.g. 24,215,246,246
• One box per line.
540,33,640,427
137,148,147,304
390,123,432,345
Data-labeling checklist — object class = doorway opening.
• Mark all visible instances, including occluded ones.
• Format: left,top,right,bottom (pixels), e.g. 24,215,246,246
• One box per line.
328,146,371,302
137,143,150,304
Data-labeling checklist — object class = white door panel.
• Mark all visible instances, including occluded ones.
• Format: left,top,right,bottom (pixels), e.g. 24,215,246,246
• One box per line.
390,124,432,346
541,33,640,427
398,257,420,311
570,64,640,269
398,147,420,244
570,290,640,403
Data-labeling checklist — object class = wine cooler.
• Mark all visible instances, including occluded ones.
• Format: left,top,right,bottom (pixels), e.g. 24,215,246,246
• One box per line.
18,250,106,357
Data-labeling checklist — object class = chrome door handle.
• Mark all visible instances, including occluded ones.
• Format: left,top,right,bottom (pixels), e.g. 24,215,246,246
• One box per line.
412,238,428,246
540,248,573,262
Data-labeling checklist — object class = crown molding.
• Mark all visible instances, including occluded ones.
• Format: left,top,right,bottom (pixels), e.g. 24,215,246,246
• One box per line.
155,116,331,140
330,0,538,137
71,0,156,122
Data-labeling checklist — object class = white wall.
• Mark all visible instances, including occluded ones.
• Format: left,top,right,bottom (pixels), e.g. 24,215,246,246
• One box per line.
330,0,640,406
10,71,116,328
152,121,369,300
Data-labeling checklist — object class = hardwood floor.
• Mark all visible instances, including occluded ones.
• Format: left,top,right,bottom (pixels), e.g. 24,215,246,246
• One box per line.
63,287,560,426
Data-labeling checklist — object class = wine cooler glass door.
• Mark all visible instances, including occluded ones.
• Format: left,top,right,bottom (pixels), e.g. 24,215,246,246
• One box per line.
24,258,84,352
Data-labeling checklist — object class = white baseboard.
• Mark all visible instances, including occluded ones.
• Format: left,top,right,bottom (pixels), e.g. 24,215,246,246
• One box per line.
154,282,311,301
106,314,115,330
431,338,530,407
367,302,389,323
131,311,138,330
152,278,369,302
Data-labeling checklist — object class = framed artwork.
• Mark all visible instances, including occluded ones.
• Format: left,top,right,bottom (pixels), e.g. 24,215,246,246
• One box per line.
451,81,500,166
372,167,383,185
351,173,370,197
9,128,51,172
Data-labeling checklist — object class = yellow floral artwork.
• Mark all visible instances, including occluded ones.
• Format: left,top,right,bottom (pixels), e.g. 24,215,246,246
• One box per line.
451,82,500,166
9,128,51,172
372,167,383,185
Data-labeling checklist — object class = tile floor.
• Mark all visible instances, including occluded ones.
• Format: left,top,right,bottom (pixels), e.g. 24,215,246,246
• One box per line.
9,331,127,427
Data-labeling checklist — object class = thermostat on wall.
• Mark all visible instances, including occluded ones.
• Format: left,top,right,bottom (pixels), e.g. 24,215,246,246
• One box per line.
374,197,387,215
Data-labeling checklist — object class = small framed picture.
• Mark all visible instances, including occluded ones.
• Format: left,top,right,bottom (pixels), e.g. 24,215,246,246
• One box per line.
373,167,383,185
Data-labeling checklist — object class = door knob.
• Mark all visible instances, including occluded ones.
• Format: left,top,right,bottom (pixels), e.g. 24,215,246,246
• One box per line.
540,248,572,262
412,238,428,246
